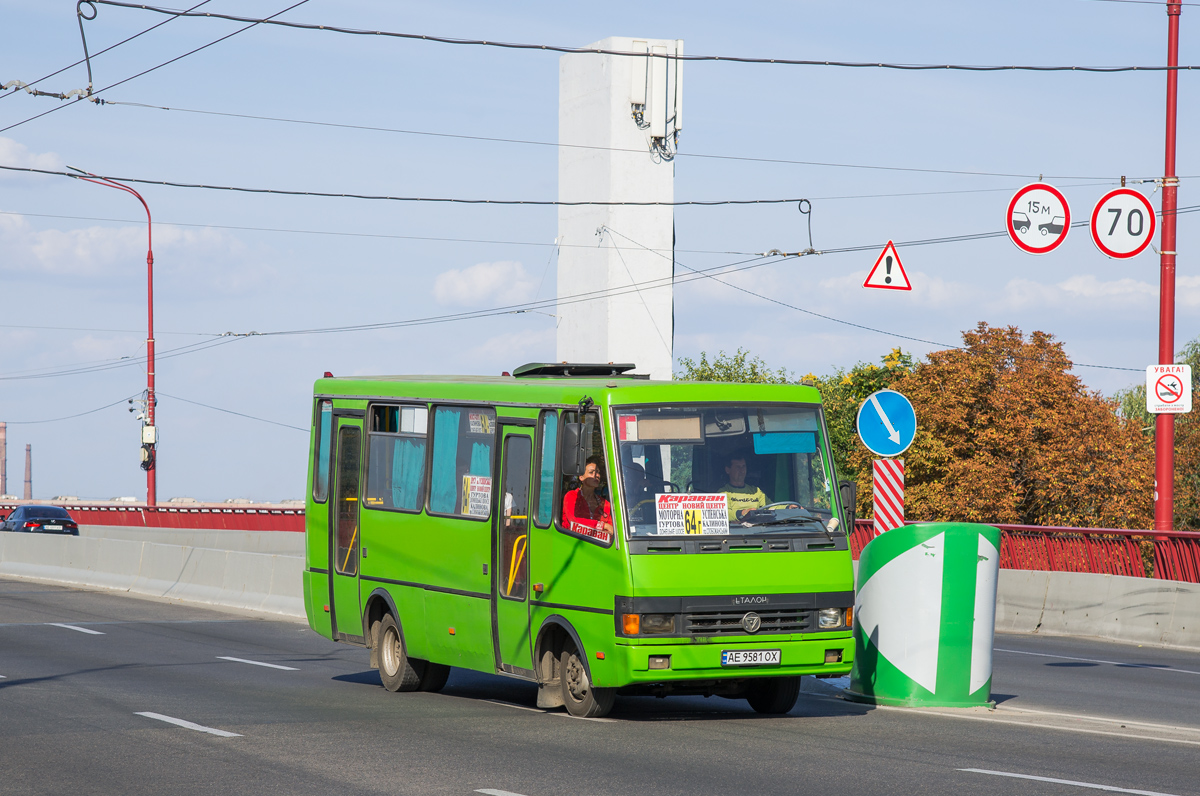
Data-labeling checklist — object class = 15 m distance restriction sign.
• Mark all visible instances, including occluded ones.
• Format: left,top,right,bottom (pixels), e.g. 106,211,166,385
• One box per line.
1007,182,1071,255
1091,188,1157,259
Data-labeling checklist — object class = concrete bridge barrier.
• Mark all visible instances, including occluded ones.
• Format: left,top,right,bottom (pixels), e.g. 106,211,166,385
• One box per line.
0,528,303,619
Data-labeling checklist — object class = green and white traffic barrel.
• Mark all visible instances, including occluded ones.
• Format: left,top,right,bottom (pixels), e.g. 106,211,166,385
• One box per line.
845,522,1001,708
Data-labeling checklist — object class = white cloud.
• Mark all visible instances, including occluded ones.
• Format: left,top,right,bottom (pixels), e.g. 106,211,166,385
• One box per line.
994,274,1157,312
0,213,273,294
0,137,64,175
433,260,539,306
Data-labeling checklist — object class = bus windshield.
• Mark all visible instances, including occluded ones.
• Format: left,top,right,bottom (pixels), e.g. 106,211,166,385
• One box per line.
614,404,838,537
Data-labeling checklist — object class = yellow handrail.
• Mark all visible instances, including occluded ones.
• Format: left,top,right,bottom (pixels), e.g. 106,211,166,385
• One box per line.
341,523,358,573
506,534,528,596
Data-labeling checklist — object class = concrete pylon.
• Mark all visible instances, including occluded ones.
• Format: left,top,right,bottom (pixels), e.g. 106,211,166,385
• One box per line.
557,37,682,381
23,443,31,500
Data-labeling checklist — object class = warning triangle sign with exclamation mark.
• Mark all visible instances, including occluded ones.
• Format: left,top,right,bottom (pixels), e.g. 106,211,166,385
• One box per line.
863,241,912,291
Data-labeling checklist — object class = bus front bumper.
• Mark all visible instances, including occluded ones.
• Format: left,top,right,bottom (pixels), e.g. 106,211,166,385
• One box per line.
607,633,854,685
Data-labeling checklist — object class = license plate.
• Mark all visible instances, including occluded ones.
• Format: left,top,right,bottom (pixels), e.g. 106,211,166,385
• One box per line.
721,649,781,666
43,525,62,530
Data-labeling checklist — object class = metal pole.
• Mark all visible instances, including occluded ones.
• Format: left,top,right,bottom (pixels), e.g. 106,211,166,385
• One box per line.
70,170,156,506
1155,3,1181,533
23,444,31,501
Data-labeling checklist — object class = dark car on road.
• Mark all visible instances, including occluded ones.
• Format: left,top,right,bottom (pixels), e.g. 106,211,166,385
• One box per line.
0,505,80,535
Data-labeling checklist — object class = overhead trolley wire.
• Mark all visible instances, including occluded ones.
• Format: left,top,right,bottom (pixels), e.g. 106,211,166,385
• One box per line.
0,0,213,102
101,101,1131,182
5,393,141,424
90,1,1200,72
0,164,1156,207
0,164,807,205
0,0,214,102
599,226,1144,373
156,391,307,432
0,0,311,135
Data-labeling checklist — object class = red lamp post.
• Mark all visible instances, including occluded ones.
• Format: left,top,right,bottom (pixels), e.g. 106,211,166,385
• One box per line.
1155,4,1182,533
70,167,157,506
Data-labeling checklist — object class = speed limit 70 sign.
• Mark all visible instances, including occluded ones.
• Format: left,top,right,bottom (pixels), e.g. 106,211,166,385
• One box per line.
1091,189,1157,259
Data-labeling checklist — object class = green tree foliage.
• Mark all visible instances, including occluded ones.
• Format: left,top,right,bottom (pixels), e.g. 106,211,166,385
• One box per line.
811,348,914,486
1113,336,1200,529
676,349,791,384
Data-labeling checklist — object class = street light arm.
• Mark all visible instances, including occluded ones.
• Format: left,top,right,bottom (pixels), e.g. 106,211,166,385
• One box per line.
69,165,157,506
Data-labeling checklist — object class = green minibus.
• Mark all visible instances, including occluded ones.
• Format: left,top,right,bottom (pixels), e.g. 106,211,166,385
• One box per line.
304,362,856,717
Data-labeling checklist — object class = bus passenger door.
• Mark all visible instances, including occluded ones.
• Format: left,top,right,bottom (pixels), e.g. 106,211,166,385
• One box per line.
492,428,535,676
329,417,365,643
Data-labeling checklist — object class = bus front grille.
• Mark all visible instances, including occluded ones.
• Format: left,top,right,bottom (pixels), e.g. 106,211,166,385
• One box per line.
683,609,811,635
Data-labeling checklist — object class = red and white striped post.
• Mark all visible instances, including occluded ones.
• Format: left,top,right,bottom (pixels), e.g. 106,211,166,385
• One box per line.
872,458,905,536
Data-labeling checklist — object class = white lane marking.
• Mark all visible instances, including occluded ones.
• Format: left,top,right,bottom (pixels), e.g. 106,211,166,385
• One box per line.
47,623,104,635
960,768,1182,796
995,647,1200,675
877,705,1200,747
134,712,241,737
483,700,544,713
216,656,298,671
549,711,617,723
476,790,529,796
999,705,1199,733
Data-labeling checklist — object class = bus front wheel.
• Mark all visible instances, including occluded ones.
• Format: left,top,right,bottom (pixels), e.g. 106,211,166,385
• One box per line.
377,614,421,692
560,646,615,718
746,676,801,714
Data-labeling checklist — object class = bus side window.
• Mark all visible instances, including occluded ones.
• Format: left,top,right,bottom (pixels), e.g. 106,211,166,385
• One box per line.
555,411,612,545
365,404,428,512
428,405,497,520
532,410,558,528
312,399,333,503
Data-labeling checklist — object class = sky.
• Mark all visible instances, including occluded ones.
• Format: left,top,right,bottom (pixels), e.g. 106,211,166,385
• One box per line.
0,0,1197,502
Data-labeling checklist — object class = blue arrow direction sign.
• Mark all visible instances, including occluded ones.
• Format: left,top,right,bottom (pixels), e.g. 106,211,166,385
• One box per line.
856,389,916,457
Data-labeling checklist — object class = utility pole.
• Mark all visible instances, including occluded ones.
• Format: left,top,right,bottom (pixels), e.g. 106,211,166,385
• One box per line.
70,168,157,506
23,444,31,500
1155,3,1182,533
0,422,6,496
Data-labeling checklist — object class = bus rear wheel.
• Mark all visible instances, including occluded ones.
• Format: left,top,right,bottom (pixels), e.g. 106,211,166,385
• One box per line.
416,661,451,692
746,676,801,715
560,645,615,718
377,614,421,692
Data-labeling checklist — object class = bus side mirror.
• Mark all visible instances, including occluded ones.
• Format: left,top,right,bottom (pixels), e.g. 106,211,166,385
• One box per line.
560,422,588,476
838,480,857,528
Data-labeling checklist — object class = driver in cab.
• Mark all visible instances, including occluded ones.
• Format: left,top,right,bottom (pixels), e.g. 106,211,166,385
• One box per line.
720,454,769,522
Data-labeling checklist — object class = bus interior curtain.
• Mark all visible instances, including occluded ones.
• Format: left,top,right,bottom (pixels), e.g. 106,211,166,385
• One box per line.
392,439,425,510
538,416,558,523
469,442,491,477
430,408,460,513
315,405,332,491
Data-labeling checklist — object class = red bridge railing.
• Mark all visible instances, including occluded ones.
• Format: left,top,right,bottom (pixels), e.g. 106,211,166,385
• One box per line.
0,503,304,533
850,519,1200,583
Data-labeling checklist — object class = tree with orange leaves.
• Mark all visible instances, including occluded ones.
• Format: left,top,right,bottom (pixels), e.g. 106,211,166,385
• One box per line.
847,323,1153,528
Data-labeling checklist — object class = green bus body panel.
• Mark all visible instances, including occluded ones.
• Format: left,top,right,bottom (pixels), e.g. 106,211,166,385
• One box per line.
303,570,331,637
630,550,853,597
304,375,853,687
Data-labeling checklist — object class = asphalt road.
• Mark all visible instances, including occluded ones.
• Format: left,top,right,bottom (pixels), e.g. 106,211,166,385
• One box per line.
3,576,1199,796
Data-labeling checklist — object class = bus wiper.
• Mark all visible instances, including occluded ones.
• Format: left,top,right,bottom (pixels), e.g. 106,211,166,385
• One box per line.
739,514,826,529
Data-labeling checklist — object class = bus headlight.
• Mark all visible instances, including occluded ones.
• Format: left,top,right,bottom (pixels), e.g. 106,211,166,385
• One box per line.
640,614,675,634
818,608,844,629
